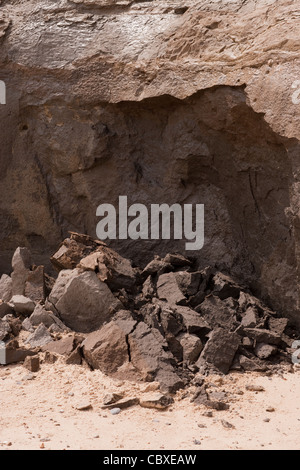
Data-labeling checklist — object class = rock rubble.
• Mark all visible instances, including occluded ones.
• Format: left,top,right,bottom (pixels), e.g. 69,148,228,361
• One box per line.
0,232,298,395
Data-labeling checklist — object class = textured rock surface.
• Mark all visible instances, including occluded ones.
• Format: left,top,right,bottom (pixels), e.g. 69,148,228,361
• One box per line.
196,327,241,374
11,248,32,297
128,321,184,392
0,274,12,302
82,311,137,372
8,295,35,316
48,269,121,332
25,323,53,348
0,0,300,324
29,303,67,330
0,236,298,392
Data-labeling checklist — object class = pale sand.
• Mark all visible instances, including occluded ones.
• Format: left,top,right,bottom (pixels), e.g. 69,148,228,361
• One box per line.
0,359,299,450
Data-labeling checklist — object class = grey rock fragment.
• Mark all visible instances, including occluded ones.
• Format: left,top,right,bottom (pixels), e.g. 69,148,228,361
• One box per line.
49,269,121,332
8,295,35,315
25,324,52,348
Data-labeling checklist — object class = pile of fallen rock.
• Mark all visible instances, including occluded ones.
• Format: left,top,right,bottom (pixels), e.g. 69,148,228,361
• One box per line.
0,232,298,395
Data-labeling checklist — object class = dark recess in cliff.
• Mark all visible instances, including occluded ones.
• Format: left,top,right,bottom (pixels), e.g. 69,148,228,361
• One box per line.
0,86,298,322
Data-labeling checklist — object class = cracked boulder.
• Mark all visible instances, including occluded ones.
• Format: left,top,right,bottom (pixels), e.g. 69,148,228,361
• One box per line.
82,310,137,373
83,308,185,392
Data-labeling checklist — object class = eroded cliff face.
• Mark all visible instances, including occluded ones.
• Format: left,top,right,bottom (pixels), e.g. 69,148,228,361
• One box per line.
0,0,300,324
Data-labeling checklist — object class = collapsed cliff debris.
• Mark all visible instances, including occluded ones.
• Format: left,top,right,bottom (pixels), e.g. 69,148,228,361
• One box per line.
0,233,298,397
1,0,300,331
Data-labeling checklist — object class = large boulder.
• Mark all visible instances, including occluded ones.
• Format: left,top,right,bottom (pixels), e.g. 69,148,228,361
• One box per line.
48,268,121,332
